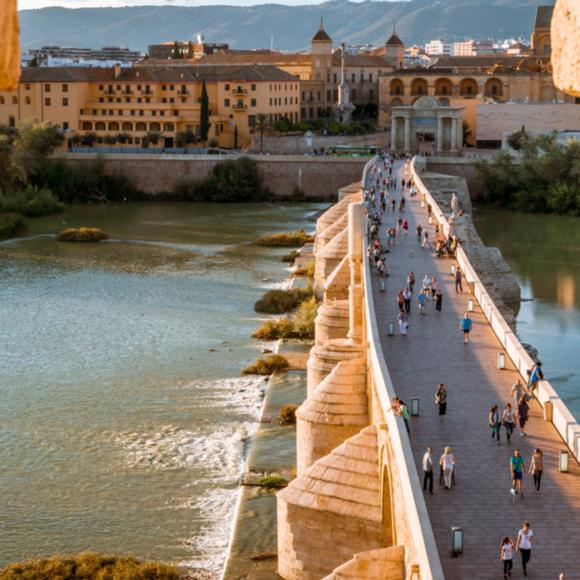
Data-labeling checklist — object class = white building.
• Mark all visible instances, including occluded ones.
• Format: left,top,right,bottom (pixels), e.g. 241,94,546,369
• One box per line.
424,40,451,56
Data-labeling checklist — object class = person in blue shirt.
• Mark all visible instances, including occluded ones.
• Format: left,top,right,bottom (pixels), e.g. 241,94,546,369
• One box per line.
460,313,472,343
417,289,427,315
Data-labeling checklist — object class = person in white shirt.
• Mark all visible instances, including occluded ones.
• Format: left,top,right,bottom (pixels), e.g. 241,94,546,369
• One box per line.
422,447,434,494
500,536,514,579
515,521,534,576
439,446,455,489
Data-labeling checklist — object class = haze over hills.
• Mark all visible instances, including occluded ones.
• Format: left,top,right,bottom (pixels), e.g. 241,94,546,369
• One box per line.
19,0,551,52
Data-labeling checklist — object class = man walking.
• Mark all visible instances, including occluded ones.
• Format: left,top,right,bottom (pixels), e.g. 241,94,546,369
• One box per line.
422,447,434,495
460,313,472,343
510,449,526,498
515,521,534,576
455,268,463,293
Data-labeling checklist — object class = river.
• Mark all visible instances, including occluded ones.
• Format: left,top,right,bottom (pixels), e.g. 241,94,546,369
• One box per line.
0,202,319,576
473,208,580,420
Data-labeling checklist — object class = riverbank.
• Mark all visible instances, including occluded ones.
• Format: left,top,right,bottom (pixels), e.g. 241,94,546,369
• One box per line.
222,245,314,579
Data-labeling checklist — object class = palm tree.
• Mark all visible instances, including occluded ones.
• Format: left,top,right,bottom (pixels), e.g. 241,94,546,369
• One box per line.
255,113,271,153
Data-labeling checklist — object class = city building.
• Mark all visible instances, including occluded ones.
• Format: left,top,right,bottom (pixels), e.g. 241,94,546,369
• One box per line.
452,39,496,57
143,20,403,121
27,46,142,67
0,64,300,149
378,5,578,147
424,40,452,57
148,35,230,60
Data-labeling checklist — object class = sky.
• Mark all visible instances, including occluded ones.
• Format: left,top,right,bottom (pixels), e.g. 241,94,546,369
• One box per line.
18,0,337,8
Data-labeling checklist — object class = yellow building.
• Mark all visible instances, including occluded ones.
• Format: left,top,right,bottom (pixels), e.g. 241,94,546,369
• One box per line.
378,5,578,144
0,64,300,149
145,20,402,121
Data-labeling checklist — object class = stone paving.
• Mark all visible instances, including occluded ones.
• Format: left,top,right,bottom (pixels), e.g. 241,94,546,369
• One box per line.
369,161,580,580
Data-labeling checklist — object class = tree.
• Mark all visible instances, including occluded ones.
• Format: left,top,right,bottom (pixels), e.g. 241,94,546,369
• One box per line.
171,41,182,59
104,134,118,146
13,120,64,176
82,132,98,147
146,131,162,145
208,137,219,148
116,132,130,145
200,80,211,144
462,120,473,147
234,124,238,149
255,113,271,153
274,117,292,134
507,125,528,151
186,41,195,59
29,55,40,67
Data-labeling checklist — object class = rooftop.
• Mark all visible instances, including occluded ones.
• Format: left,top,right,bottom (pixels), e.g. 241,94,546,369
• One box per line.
534,5,554,29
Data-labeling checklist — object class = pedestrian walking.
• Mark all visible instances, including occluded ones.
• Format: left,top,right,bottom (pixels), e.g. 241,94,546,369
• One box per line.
417,289,427,315
435,384,447,416
397,290,405,313
515,521,534,576
416,224,423,243
439,447,455,489
455,268,463,292
402,218,409,236
503,403,516,442
460,313,472,343
391,198,396,212
517,395,530,436
527,362,544,397
511,379,527,416
489,404,501,445
403,287,412,313
407,271,415,293
529,448,543,491
421,230,430,249
435,289,443,311
510,449,526,498
430,276,438,299
398,311,409,336
500,537,514,579
422,447,434,494
422,274,431,296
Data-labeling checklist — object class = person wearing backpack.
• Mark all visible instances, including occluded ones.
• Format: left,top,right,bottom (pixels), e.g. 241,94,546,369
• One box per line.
510,449,526,498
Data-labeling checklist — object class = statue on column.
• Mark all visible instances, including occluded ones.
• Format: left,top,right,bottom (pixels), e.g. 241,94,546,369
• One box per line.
451,192,459,217
333,42,355,124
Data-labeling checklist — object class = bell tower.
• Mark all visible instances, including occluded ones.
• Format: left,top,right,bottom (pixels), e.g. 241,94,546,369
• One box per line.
384,24,405,69
310,18,333,80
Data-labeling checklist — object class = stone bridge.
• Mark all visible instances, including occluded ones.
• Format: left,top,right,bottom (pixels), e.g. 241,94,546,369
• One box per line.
276,156,580,579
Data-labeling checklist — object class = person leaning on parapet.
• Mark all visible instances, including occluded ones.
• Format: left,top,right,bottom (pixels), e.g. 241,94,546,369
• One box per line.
527,361,544,398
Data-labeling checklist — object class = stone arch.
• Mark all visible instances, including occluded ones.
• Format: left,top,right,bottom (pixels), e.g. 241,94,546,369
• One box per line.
121,122,133,131
108,121,120,131
411,78,428,96
434,77,453,96
163,122,175,132
95,121,106,131
82,121,93,131
389,78,404,96
136,122,147,131
438,97,450,106
484,78,503,98
459,78,478,97
390,97,403,106
378,442,395,546
149,122,161,131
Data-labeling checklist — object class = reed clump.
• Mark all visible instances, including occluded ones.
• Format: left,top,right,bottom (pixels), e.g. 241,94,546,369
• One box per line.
293,260,315,278
0,213,26,239
0,551,179,579
281,250,299,262
252,297,318,340
279,404,298,425
254,230,314,248
57,227,109,243
254,287,313,314
258,475,288,489
242,354,289,375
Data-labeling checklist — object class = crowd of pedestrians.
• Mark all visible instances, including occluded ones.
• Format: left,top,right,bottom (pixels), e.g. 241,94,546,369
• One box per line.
363,153,564,579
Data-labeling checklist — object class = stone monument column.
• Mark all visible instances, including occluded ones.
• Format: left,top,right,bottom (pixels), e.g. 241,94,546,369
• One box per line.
403,115,411,152
451,117,458,151
391,115,398,150
436,115,443,152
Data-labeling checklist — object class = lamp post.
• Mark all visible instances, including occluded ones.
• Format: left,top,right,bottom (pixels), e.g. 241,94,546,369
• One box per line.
411,397,420,416
497,352,506,370
388,322,395,336
559,450,569,473
467,299,474,312
451,527,463,556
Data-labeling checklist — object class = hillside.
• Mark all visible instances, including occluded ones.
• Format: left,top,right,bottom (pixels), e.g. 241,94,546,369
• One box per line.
19,0,551,52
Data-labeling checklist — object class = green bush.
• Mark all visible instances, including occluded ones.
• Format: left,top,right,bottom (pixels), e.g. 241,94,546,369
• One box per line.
57,227,109,243
254,287,313,314
0,186,63,217
242,354,289,375
172,156,269,202
279,404,298,425
254,230,314,247
258,475,288,488
0,551,179,579
0,213,26,239
252,297,318,340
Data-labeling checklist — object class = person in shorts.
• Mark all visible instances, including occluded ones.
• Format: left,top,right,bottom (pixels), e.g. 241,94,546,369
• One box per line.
511,449,526,498
460,313,472,343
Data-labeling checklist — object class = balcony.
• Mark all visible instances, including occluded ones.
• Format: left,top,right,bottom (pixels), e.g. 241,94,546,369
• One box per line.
233,87,247,96
232,103,247,111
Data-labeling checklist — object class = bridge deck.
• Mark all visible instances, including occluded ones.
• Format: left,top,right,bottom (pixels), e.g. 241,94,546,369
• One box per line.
370,161,580,579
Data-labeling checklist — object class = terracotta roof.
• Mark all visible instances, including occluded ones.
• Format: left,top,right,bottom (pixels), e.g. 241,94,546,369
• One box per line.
19,65,299,83
534,5,554,29
196,52,311,66
386,33,404,47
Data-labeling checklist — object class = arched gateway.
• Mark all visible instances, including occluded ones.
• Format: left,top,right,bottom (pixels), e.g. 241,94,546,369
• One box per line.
390,96,463,154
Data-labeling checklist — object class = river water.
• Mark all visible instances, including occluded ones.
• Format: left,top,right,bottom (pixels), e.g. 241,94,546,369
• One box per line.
473,208,580,419
0,202,319,576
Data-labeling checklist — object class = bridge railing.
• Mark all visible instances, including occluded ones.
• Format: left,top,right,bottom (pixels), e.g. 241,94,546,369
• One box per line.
411,156,580,461
362,157,445,580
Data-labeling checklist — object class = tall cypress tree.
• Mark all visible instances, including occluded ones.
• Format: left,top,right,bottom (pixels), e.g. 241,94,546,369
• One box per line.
200,80,210,144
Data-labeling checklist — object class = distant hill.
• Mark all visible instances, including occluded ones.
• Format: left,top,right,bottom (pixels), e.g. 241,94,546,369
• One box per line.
19,0,551,52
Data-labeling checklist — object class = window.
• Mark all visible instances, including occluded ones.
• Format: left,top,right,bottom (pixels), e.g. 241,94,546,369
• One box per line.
369,89,374,100
108,85,113,93
25,83,31,90
360,73,364,83
0,96,3,104
248,115,256,128
251,98,257,107
162,85,167,91
8,116,15,128
269,97,272,106
137,85,142,91
62,98,69,106
45,97,51,106
152,110,157,116
351,73,355,83
225,84,230,91
160,110,165,116
225,98,230,107
125,98,130,103
285,97,288,105
12,96,17,104
163,123,175,131
169,97,175,103
44,84,51,92
63,122,69,130
99,97,104,103
162,98,167,103
333,73,337,83
317,91,321,102
116,98,121,103
117,110,123,116
62,83,68,93
137,98,142,103
369,73,373,83
251,84,256,91
139,111,144,116
116,85,121,91
108,98,113,103
131,110,136,116
25,96,31,104
169,85,174,91
326,90,331,102
145,98,151,103
99,85,104,90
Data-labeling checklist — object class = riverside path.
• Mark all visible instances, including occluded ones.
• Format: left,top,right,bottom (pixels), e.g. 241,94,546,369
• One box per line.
367,159,580,579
